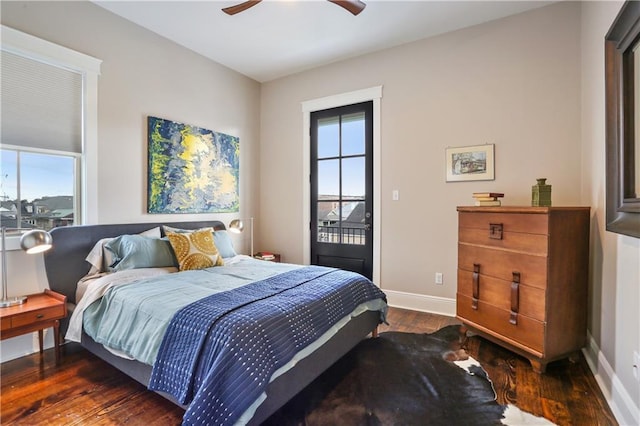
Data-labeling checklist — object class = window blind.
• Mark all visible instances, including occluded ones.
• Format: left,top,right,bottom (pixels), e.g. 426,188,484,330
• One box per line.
1,50,82,153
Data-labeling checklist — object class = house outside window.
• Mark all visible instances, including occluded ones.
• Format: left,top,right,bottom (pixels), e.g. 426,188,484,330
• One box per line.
1,147,80,231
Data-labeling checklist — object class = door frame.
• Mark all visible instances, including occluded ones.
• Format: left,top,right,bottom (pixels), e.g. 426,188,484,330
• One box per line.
301,86,382,286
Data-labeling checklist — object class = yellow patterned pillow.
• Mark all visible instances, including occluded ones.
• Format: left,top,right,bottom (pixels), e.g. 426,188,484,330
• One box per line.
166,229,224,271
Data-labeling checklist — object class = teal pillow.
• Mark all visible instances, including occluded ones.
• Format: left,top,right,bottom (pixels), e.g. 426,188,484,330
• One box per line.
213,230,237,258
105,235,177,271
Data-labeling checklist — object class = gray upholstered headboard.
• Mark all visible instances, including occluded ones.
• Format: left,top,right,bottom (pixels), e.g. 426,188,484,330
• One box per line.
44,220,226,305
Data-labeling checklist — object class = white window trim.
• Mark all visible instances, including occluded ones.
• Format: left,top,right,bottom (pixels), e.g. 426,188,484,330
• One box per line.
2,143,83,224
1,25,102,250
301,86,383,286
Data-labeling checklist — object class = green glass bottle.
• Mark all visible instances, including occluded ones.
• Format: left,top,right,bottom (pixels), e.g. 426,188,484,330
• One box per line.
531,178,551,207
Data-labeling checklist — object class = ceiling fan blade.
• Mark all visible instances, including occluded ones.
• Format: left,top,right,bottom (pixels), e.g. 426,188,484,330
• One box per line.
327,0,366,16
222,0,262,16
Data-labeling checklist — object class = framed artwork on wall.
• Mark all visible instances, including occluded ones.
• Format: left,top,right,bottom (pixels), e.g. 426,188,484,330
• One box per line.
445,144,495,182
147,116,240,214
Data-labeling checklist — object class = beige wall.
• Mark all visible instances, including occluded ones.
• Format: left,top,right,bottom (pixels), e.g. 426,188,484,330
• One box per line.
0,1,261,360
1,0,260,230
261,2,582,300
260,2,638,422
581,2,639,424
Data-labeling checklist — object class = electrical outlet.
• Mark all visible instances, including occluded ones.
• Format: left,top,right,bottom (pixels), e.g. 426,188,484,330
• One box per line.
435,272,443,285
634,351,640,382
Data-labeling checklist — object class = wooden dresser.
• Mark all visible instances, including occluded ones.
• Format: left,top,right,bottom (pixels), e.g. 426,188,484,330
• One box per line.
456,206,590,373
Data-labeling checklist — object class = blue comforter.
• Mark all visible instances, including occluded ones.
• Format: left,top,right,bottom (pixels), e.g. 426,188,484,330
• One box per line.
149,265,386,426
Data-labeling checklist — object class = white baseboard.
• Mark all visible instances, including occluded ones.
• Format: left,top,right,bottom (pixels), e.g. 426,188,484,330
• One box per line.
582,332,639,426
0,332,54,363
383,289,456,317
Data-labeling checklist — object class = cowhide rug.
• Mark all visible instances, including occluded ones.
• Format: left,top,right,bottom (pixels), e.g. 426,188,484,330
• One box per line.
263,325,555,426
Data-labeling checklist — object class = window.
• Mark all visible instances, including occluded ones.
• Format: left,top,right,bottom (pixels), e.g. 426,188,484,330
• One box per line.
1,48,82,232
1,146,80,231
315,111,368,246
0,25,101,237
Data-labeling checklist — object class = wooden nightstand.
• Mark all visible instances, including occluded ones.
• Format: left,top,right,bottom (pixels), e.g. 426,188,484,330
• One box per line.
0,289,67,364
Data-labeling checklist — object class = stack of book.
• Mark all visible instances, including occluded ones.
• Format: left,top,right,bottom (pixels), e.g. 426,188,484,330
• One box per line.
472,192,504,206
254,251,276,261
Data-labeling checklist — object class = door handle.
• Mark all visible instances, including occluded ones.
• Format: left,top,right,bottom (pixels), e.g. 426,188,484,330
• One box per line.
472,263,480,310
364,212,372,231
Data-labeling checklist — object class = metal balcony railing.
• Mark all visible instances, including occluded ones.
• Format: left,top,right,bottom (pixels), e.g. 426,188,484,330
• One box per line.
317,225,366,245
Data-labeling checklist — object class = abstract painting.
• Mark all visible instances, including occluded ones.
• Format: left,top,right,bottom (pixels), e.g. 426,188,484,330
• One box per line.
147,116,239,213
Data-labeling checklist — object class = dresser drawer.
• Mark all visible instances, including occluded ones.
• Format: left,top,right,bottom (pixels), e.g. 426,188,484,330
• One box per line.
458,227,548,255
10,305,65,328
457,269,545,321
457,294,544,353
459,212,549,234
459,212,549,255
1,316,10,331
458,243,548,290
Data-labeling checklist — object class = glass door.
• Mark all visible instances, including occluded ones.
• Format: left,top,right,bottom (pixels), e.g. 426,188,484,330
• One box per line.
310,101,373,279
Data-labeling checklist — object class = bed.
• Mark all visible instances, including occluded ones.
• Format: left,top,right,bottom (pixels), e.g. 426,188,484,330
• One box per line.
43,220,387,425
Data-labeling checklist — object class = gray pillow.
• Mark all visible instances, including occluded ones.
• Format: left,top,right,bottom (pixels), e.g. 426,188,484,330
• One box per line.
105,234,177,271
84,226,161,274
213,230,238,258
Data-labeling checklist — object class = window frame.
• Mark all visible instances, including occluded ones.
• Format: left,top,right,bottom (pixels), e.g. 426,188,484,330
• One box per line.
1,25,101,250
1,144,82,232
302,86,383,285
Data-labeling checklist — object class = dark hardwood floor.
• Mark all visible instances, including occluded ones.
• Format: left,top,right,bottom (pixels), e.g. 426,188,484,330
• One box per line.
1,307,617,425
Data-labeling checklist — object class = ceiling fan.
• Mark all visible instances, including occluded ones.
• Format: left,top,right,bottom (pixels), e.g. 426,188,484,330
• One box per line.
222,0,366,16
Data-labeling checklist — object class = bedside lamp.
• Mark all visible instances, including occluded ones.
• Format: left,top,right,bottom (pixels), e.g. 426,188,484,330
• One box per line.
229,217,254,257
1,227,53,308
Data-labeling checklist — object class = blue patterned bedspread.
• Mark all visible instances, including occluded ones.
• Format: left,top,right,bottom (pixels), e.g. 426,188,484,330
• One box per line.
148,265,386,426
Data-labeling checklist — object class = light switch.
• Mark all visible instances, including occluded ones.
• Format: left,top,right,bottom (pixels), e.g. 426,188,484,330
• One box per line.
392,190,399,201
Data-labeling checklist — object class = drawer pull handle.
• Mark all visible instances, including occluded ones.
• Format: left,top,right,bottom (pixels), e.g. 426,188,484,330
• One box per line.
489,223,503,240
36,314,44,319
472,263,480,310
510,272,520,325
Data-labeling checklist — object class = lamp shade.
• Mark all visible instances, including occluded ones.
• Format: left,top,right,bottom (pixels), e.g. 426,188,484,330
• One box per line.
20,229,53,254
228,219,244,233
228,218,253,256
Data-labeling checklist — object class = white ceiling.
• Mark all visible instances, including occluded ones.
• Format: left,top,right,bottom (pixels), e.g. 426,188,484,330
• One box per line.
94,0,555,82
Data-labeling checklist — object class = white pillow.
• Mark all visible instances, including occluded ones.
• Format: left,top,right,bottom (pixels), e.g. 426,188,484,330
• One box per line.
84,226,161,275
